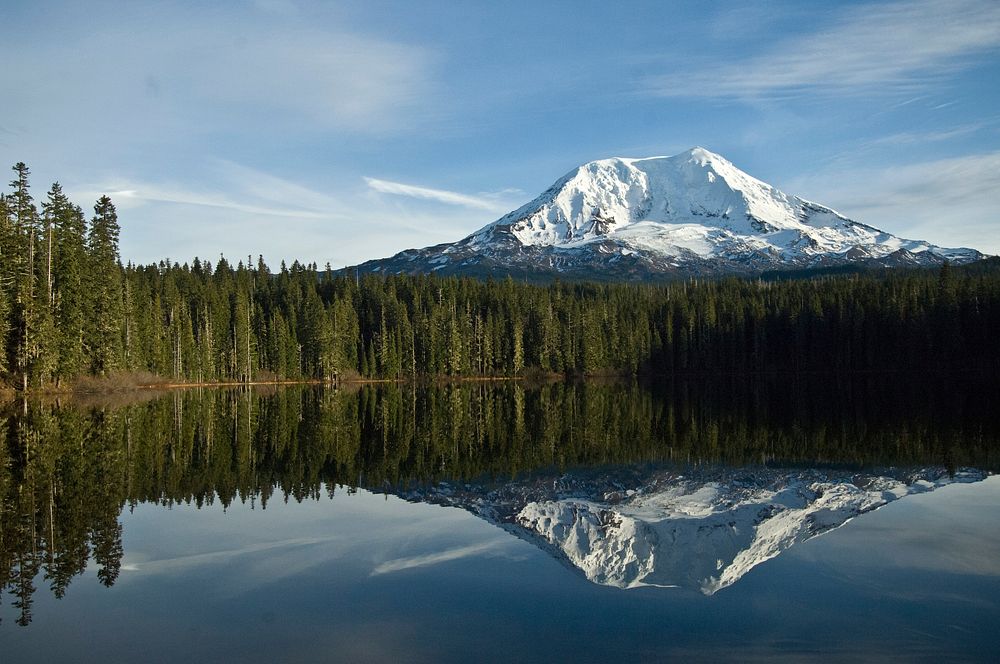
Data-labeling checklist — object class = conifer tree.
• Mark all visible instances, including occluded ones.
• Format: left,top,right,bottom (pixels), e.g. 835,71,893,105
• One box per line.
8,163,46,389
45,187,88,384
86,196,124,375
0,194,12,375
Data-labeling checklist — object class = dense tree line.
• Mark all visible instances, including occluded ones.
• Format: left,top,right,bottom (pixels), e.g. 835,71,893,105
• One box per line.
3,163,999,391
1,164,123,389
3,377,998,623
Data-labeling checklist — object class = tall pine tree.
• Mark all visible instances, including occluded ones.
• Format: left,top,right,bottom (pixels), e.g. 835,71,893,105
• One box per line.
44,185,88,385
86,196,124,375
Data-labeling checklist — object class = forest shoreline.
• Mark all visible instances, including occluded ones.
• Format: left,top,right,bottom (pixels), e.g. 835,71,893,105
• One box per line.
4,162,1000,402
3,366,997,406
0,370,571,402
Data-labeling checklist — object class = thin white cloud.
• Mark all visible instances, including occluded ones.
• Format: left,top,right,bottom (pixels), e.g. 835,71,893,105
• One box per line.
103,185,331,220
364,177,507,211
121,536,336,575
786,151,1000,254
862,122,991,147
647,0,1000,99
212,159,349,214
370,539,508,576
891,96,928,108
70,165,506,268
74,160,348,221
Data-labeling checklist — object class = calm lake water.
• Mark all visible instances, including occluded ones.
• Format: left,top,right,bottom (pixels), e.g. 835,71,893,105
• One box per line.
2,377,999,662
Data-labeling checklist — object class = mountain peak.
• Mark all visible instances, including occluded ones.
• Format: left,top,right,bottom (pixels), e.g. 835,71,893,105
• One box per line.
480,147,822,247
352,148,983,281
606,147,727,169
676,145,726,164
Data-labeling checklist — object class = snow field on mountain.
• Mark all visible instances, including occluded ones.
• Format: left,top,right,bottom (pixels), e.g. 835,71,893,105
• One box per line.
358,146,982,278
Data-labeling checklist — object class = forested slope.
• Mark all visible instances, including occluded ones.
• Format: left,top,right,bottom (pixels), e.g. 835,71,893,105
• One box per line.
3,163,998,390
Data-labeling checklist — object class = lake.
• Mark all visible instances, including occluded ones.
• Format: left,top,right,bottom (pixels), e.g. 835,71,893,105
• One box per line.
2,376,999,661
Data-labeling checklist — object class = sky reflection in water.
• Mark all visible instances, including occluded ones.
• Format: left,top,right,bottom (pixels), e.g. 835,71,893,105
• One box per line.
5,477,999,663
2,381,999,661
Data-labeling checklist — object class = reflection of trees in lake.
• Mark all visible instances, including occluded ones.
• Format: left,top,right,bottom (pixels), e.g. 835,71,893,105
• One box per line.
2,376,999,624
1,405,124,626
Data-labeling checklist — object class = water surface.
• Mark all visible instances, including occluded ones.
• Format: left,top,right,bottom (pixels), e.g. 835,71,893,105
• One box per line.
2,378,998,661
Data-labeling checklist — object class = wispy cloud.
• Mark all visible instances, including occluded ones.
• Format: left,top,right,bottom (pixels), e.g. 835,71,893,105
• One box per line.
786,151,1000,253
212,160,348,216
75,162,347,221
647,0,1000,100
0,7,441,138
364,177,508,211
103,185,332,219
370,539,508,576
862,122,992,147
69,162,506,267
121,536,336,575
891,96,928,109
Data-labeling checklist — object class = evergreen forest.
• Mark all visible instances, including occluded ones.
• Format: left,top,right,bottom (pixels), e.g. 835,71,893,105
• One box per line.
3,162,999,392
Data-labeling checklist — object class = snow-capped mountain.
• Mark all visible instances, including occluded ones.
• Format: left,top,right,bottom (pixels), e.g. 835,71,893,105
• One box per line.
393,465,988,594
354,148,982,280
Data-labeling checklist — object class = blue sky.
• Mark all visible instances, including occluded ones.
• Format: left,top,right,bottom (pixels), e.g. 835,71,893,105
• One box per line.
3,0,999,267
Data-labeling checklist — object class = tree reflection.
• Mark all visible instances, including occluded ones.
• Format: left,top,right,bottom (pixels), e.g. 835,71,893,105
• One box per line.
2,375,999,624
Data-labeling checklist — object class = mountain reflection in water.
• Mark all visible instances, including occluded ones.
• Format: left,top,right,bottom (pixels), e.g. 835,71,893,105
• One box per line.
397,465,987,594
1,375,998,625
